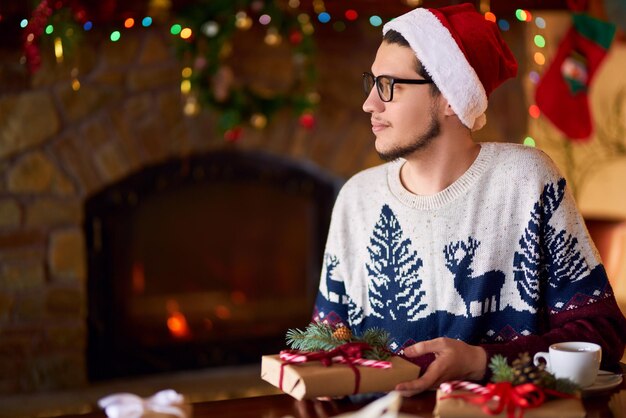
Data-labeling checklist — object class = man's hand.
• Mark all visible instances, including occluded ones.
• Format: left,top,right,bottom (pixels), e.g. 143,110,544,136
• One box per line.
394,337,487,396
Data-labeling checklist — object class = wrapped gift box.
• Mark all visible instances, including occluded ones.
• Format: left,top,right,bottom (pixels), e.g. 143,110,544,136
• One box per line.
98,389,192,418
261,354,420,400
434,389,585,418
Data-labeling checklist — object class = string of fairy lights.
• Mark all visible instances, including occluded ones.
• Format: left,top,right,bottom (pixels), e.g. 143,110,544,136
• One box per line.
506,9,549,147
14,0,550,142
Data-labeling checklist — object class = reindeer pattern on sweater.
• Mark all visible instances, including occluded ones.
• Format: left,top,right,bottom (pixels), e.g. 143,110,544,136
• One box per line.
314,143,610,354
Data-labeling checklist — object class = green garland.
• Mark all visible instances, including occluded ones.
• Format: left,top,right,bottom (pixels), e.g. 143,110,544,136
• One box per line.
286,322,392,361
24,0,317,135
174,0,317,133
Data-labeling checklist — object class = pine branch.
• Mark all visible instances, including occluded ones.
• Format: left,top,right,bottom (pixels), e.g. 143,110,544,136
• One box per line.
489,355,515,382
360,327,389,346
554,378,580,395
285,323,392,360
285,327,308,348
360,327,391,359
285,322,340,352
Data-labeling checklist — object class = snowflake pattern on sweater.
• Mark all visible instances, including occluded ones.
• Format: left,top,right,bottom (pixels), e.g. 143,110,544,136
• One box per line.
313,143,625,360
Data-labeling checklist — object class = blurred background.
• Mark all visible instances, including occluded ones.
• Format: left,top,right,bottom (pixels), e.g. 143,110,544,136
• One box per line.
0,0,625,413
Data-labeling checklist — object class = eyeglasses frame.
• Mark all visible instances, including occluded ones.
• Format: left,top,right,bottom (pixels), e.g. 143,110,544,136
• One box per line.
363,72,434,102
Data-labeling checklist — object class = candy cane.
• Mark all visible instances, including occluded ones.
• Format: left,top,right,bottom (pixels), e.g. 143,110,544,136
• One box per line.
440,380,492,395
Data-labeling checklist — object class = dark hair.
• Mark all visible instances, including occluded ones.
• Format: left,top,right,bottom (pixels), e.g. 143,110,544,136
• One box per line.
382,29,440,96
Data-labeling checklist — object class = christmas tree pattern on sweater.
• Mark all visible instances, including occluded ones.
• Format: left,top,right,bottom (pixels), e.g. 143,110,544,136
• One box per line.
314,178,609,353
513,178,592,310
366,204,427,321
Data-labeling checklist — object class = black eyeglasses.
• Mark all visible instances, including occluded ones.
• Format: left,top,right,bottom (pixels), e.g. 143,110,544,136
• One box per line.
362,72,434,102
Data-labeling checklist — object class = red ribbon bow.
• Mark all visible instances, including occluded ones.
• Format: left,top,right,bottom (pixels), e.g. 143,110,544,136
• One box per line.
278,342,391,395
441,381,577,418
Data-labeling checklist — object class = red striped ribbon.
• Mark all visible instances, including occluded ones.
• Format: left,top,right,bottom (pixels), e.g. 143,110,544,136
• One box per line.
278,342,392,395
439,380,578,418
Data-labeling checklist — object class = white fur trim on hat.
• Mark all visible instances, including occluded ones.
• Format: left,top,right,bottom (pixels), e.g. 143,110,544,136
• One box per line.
383,9,488,131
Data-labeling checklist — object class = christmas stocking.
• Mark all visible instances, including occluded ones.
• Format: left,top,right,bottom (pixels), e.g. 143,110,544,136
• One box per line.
535,14,615,140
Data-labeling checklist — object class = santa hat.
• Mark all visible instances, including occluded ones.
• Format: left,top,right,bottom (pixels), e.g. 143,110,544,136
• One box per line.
383,3,518,131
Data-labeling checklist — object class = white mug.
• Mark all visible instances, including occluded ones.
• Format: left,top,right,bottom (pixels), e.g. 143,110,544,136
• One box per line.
533,342,601,387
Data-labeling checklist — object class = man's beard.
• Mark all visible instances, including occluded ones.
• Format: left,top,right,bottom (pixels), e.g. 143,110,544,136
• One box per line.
377,110,441,162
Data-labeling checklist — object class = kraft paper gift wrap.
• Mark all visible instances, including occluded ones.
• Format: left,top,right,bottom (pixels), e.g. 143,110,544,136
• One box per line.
433,389,585,418
260,354,421,400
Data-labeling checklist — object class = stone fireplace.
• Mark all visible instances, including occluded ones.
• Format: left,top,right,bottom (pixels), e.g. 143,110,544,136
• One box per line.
85,149,339,380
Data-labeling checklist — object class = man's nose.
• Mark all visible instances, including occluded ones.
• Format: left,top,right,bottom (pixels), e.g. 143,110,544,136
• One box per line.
362,87,384,113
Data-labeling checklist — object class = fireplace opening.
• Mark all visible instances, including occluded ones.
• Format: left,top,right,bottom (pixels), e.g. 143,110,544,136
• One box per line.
85,150,341,381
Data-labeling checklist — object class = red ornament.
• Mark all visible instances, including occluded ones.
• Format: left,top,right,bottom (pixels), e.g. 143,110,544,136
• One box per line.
299,113,316,130
224,127,243,142
289,30,303,45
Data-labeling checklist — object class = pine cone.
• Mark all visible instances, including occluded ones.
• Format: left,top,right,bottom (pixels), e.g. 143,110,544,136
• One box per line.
511,352,552,387
332,325,352,341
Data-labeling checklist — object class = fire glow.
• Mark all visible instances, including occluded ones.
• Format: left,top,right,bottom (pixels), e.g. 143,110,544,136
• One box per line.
166,299,191,339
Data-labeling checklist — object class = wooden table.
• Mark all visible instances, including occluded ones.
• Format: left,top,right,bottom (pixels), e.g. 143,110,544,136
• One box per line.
59,382,624,418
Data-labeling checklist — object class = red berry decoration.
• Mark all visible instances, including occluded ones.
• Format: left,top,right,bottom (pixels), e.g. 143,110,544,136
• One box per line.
289,30,303,45
224,126,243,142
299,113,316,130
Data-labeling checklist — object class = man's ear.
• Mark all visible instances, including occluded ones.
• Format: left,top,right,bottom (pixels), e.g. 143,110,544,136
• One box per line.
436,95,456,117
442,100,456,117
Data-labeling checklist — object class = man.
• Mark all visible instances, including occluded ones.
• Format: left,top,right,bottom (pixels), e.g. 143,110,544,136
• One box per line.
313,3,626,396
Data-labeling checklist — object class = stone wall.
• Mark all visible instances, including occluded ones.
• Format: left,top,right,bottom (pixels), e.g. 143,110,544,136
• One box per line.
0,20,525,394
0,21,383,394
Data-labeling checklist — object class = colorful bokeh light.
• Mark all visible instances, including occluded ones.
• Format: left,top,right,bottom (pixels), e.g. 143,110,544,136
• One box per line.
529,104,541,118
318,12,330,23
370,15,383,27
345,10,358,21
529,71,540,84
534,52,546,65
515,9,532,22
535,17,546,29
523,136,536,147
180,27,192,39
170,24,182,35
534,35,546,48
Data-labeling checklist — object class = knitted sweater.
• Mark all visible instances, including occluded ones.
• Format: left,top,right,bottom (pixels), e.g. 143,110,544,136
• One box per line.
313,142,626,371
